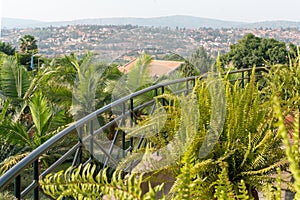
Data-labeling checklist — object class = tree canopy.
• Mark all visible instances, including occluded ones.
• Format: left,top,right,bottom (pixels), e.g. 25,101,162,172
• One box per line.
221,33,288,69
0,41,15,56
189,46,214,74
19,35,38,54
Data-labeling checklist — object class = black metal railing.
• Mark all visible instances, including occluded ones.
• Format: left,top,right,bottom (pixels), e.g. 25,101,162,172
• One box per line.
0,67,268,199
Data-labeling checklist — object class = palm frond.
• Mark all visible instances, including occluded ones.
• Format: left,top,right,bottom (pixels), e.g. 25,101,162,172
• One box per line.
0,56,32,98
127,53,153,91
0,120,31,148
29,92,52,139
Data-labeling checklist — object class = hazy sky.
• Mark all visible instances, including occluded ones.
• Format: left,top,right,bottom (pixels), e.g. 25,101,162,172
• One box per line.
1,0,300,23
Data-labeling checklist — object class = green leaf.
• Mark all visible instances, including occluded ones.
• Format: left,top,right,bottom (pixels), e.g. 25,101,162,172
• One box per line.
29,92,53,146
0,56,32,98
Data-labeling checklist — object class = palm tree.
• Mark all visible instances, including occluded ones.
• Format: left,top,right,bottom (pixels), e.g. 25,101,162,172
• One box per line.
19,35,38,54
0,92,67,175
44,52,122,120
0,55,68,174
0,41,15,56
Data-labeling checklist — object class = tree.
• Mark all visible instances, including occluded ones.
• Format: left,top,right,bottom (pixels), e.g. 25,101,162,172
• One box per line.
221,33,288,69
19,35,38,54
0,92,67,175
0,55,69,175
189,46,214,74
261,37,288,65
18,35,39,69
0,41,15,55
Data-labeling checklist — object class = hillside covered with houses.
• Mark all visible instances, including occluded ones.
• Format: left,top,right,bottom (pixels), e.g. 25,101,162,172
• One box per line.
1,25,300,63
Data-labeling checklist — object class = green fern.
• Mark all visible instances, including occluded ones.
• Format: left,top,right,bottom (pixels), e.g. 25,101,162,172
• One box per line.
169,152,194,200
237,180,252,200
213,162,235,200
40,163,164,200
275,168,282,200
273,96,300,199
0,152,29,175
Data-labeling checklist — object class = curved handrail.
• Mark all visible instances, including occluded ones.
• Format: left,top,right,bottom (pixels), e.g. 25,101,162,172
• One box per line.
0,67,269,199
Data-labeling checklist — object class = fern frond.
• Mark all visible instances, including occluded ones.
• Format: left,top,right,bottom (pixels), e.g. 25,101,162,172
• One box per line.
0,152,30,175
239,159,288,176
40,163,164,200
237,180,252,200
213,162,235,200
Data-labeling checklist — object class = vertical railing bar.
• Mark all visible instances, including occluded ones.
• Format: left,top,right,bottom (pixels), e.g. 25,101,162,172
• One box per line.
137,137,144,149
72,148,81,167
241,71,245,88
192,78,196,88
33,159,39,200
14,175,21,200
150,88,158,115
248,69,251,84
78,126,83,164
150,101,157,115
72,126,83,167
185,80,189,96
161,85,165,94
103,123,121,169
161,86,165,106
129,98,134,149
122,102,126,158
130,98,134,127
127,98,135,172
89,120,94,161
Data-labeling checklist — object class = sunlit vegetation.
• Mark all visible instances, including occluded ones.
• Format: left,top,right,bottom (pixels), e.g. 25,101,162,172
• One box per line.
0,33,300,199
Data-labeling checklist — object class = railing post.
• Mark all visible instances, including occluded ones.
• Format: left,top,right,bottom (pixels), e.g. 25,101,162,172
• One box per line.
72,126,83,167
241,71,245,88
122,102,126,157
89,121,94,160
248,69,251,84
78,126,82,164
161,86,165,106
14,175,21,200
129,98,134,148
185,80,189,96
192,78,196,88
33,159,39,200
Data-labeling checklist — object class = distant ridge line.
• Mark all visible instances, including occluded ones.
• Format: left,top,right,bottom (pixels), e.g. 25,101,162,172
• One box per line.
2,15,300,29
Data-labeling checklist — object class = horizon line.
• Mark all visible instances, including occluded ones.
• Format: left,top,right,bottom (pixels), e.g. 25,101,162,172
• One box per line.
2,15,300,24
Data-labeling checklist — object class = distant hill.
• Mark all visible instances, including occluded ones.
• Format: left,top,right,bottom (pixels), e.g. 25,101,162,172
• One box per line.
1,18,46,28
2,15,300,29
68,15,246,29
240,20,300,29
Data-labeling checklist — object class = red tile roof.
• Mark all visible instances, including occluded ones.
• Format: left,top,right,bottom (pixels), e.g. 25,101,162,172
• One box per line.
118,59,184,77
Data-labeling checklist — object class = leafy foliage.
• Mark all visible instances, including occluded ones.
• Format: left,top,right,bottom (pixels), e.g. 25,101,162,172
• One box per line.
0,152,29,176
0,56,32,99
221,33,288,69
19,35,38,54
273,97,300,199
0,41,15,56
166,69,287,199
4,52,300,199
113,67,287,199
261,53,300,111
40,163,164,200
189,46,214,74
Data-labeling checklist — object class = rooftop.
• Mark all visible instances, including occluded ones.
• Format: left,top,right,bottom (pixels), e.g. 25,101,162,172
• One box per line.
118,59,184,77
